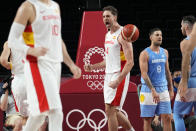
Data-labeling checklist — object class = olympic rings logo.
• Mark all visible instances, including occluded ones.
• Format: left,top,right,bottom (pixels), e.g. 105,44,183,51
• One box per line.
83,46,105,73
87,80,104,90
66,108,128,131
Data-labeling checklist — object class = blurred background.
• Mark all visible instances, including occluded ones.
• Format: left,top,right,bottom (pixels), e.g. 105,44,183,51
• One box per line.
0,0,195,77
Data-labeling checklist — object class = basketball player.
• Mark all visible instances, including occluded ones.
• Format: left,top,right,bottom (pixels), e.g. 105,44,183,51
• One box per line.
0,41,28,119
173,15,196,131
139,28,173,131
84,6,135,131
7,0,81,131
1,41,47,130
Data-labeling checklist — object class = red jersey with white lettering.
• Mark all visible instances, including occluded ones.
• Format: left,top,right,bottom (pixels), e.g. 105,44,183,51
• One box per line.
104,26,126,73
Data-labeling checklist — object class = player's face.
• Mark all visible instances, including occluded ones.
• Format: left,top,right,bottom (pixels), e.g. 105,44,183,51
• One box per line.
103,11,116,29
181,21,187,36
173,71,181,79
151,31,162,46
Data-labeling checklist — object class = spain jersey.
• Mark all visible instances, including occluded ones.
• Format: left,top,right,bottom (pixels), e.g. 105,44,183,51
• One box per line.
104,26,126,73
23,0,63,63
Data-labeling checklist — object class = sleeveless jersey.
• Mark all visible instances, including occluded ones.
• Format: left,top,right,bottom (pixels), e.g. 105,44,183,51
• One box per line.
104,26,126,73
184,36,196,89
23,0,63,62
185,36,196,77
141,47,167,86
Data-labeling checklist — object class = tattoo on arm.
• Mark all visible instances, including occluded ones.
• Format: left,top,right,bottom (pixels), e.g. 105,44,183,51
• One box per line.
143,77,154,90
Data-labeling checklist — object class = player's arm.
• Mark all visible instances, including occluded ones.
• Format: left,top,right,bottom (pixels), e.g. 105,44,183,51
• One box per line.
139,51,154,89
139,50,160,103
0,42,11,70
61,40,77,68
117,35,134,83
62,40,81,79
84,60,106,72
8,1,47,57
180,39,191,83
84,33,106,72
164,49,173,91
56,3,76,68
164,49,174,99
56,3,81,79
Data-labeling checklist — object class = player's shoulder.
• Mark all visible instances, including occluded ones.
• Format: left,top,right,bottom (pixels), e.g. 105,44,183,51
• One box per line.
180,39,188,53
3,41,8,48
51,0,60,7
161,47,168,52
180,39,187,46
140,48,148,57
18,1,34,13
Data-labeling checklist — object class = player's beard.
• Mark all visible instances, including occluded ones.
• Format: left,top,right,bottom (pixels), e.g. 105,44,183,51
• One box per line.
154,42,161,46
182,28,186,36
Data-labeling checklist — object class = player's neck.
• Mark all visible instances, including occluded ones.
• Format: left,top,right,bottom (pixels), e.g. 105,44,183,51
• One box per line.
110,23,120,34
186,30,192,36
150,45,160,53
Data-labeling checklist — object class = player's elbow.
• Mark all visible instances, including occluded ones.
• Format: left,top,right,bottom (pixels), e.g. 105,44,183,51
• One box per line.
0,58,8,67
0,104,7,111
126,60,134,69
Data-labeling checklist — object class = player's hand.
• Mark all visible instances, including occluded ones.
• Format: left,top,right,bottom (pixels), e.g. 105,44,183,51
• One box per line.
178,80,188,102
27,47,48,57
109,79,120,89
118,32,133,43
70,65,81,79
151,88,160,103
83,64,92,72
152,116,160,126
2,82,8,89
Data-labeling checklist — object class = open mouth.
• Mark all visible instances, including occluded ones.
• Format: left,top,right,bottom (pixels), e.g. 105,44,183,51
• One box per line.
105,22,110,25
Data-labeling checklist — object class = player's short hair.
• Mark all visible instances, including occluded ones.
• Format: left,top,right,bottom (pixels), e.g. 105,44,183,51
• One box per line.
149,28,161,36
103,6,118,17
182,15,196,27
172,68,181,75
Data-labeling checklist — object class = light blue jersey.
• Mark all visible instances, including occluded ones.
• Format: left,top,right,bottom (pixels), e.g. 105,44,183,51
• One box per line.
140,47,171,117
174,36,196,115
173,36,196,131
141,47,168,93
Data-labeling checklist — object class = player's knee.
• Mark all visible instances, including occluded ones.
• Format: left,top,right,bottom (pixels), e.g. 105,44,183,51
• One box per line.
105,107,115,118
143,117,152,124
162,114,171,123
